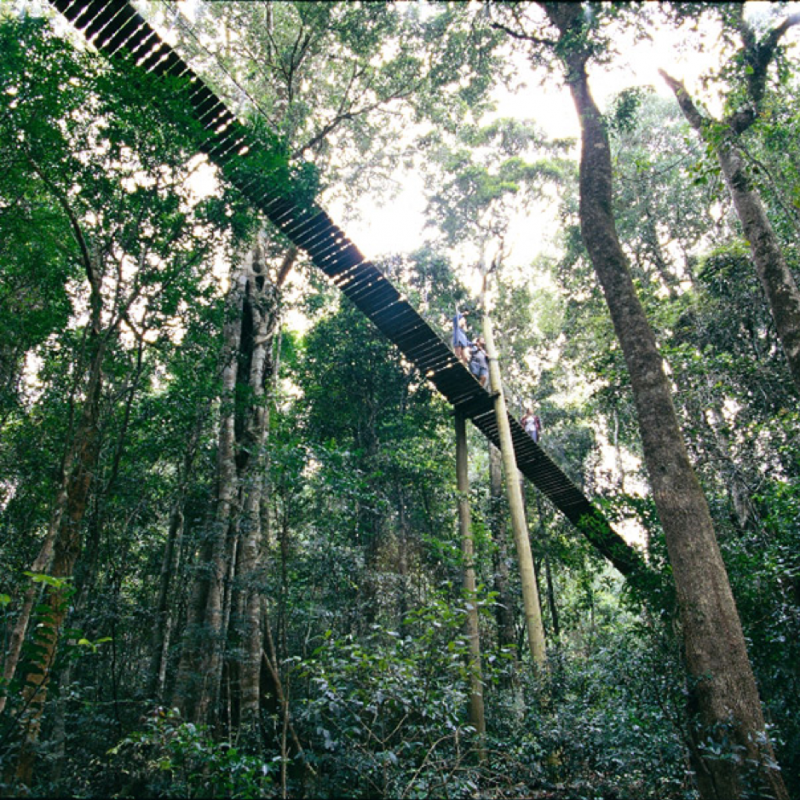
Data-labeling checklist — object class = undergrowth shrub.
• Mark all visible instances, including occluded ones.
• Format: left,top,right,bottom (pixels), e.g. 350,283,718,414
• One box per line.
106,708,277,798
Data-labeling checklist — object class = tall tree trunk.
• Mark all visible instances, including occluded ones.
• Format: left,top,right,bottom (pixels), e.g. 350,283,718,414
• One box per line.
396,487,410,635
482,313,546,666
0,328,110,716
234,241,291,730
148,500,187,701
661,71,800,395
543,552,559,640
542,7,787,795
712,139,800,392
146,391,208,703
488,443,516,654
455,412,486,750
534,494,560,640
1,519,62,718
174,240,294,729
14,332,106,786
174,273,244,725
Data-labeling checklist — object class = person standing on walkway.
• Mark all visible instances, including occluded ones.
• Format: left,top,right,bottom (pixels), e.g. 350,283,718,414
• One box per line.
469,336,489,387
453,309,471,364
521,408,542,443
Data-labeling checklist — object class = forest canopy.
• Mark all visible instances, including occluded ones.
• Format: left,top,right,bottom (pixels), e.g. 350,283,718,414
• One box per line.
1,2,800,799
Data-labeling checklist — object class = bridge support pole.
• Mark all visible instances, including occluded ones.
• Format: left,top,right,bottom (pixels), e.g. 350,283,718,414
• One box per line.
455,411,486,754
482,315,546,666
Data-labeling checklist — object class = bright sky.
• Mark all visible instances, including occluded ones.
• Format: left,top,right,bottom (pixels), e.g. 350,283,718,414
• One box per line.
41,0,797,287
340,2,799,268
102,0,797,278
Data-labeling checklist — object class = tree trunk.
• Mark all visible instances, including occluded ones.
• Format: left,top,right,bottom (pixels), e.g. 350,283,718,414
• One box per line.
0,518,62,717
174,272,244,725
234,240,289,730
14,332,105,786
455,412,486,750
148,502,186,701
661,71,800,395
0,331,111,716
551,24,787,798
482,314,546,666
534,494,560,640
174,240,293,729
716,139,800,392
543,552,559,640
396,487,410,634
146,405,209,702
488,443,516,654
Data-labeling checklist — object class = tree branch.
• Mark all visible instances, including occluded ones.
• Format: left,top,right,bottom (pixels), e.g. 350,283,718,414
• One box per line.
490,18,556,47
25,153,97,292
738,11,800,121
738,141,800,240
658,69,709,134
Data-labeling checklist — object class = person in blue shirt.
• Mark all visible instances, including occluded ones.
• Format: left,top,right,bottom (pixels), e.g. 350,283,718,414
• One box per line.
452,309,471,364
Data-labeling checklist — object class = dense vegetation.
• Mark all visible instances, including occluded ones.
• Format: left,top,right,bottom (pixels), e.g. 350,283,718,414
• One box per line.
1,2,799,799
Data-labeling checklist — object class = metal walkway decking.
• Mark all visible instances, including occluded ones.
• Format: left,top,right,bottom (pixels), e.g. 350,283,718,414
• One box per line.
46,0,645,578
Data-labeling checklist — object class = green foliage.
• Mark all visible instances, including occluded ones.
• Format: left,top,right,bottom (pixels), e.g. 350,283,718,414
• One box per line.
165,0,503,207
608,87,649,134
535,632,692,799
297,612,484,799
717,477,800,796
422,118,571,248
3,4,800,799
107,708,276,798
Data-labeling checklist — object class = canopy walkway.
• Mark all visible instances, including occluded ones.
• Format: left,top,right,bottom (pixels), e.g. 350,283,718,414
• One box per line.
47,0,646,579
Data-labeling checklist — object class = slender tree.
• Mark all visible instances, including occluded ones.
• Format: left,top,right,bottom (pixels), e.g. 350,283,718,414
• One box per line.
660,4,800,394
454,412,486,750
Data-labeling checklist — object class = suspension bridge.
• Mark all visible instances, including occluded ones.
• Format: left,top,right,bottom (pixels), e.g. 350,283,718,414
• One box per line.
47,0,646,579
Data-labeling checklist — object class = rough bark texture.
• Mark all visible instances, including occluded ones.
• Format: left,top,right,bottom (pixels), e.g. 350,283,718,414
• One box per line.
717,141,800,391
234,240,289,728
174,239,292,729
14,332,105,785
0,510,63,717
174,271,244,724
541,5,787,796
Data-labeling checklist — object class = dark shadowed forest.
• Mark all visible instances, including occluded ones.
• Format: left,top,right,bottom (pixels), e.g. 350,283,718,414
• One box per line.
2,2,800,799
